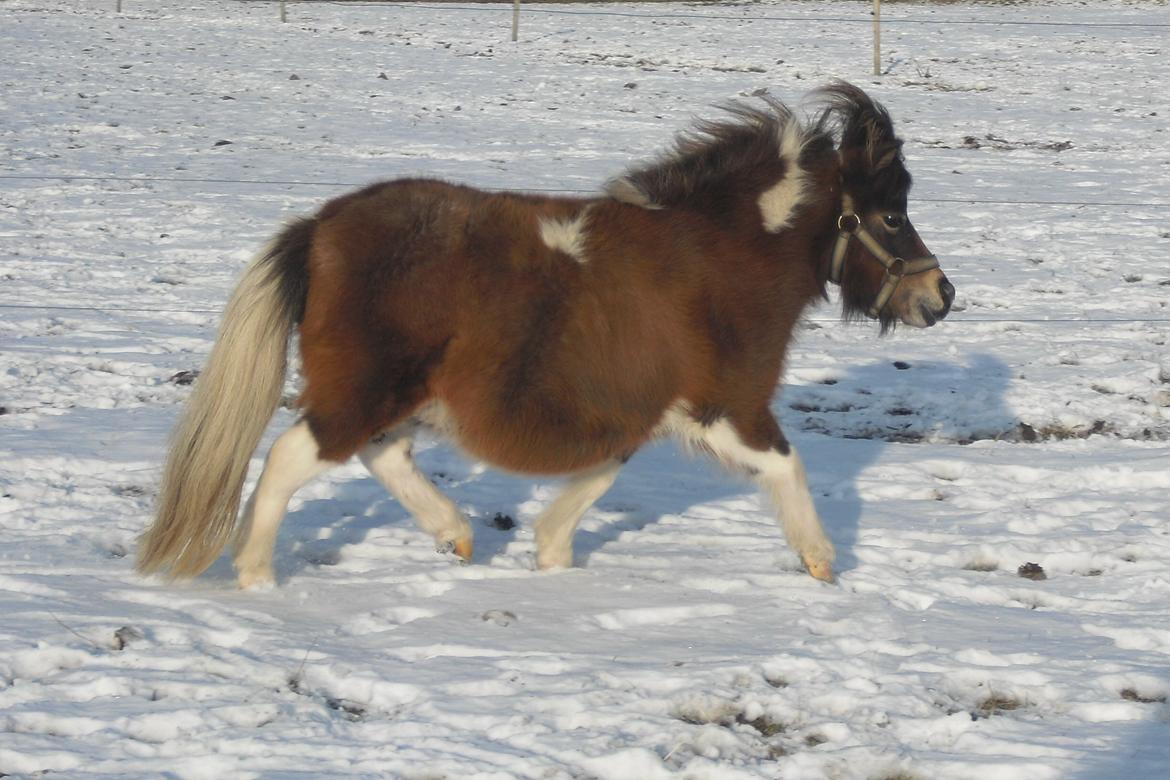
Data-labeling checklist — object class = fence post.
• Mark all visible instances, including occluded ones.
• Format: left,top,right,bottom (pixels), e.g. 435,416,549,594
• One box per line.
512,0,520,42
281,1,287,23
116,0,122,11
873,0,881,75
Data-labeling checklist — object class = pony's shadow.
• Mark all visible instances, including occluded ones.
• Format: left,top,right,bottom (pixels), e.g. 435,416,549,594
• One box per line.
271,352,1015,581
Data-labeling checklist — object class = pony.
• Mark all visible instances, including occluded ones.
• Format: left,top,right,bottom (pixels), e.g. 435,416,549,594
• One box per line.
138,82,954,589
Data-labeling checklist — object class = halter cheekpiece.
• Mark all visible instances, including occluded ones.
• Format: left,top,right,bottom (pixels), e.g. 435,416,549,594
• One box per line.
828,213,940,318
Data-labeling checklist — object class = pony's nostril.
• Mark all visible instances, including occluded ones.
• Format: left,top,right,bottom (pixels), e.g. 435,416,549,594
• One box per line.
938,278,955,305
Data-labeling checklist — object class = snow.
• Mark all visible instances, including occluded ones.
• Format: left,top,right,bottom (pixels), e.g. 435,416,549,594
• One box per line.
2,0,1170,777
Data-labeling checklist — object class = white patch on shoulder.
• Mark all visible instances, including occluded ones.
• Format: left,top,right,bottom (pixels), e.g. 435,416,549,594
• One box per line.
605,177,662,210
757,121,809,233
538,207,592,264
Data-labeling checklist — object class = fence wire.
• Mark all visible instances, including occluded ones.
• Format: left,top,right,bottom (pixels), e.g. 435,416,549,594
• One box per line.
297,2,1170,31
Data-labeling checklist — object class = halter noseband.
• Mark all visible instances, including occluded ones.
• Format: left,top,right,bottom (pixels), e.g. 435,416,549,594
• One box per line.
828,213,940,318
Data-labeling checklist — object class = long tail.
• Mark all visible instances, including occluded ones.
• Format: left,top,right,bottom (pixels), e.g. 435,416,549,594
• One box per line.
137,219,314,579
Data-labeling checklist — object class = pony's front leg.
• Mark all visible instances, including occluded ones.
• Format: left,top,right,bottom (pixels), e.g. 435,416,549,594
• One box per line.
234,420,336,589
358,431,473,561
692,414,835,582
534,460,622,569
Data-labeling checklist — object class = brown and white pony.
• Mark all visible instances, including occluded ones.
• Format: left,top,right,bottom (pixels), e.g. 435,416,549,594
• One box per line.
138,82,953,589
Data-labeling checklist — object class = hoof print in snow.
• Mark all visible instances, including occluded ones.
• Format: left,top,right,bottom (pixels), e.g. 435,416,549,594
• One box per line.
482,610,517,627
487,512,516,531
974,694,1023,718
168,370,199,386
298,543,340,567
326,698,366,722
741,714,785,738
113,625,145,651
1017,562,1047,580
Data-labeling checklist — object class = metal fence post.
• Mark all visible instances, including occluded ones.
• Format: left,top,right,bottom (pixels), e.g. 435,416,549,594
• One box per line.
512,0,520,42
873,0,881,75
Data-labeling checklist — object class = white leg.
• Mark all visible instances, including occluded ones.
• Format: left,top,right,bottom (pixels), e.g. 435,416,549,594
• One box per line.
358,431,473,561
234,420,335,589
689,420,835,582
535,461,621,570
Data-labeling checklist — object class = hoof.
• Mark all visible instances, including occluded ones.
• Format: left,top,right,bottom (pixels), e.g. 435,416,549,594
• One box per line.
439,537,474,563
236,566,276,590
536,549,572,571
803,557,835,583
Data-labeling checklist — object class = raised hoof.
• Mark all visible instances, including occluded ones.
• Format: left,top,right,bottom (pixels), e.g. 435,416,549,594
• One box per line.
439,537,474,563
804,558,835,583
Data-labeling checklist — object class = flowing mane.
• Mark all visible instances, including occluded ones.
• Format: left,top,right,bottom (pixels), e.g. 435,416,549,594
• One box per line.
607,96,831,211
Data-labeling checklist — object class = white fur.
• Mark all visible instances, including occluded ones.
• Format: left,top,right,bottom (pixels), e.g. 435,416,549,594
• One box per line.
234,420,335,589
757,121,809,233
654,402,834,572
535,461,622,570
539,209,592,263
605,177,662,210
359,431,472,552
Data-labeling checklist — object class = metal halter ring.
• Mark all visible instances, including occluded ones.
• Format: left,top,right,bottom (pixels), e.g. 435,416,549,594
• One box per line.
836,213,861,233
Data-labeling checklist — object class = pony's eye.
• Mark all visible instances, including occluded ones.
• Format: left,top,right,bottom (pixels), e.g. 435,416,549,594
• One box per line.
882,214,906,231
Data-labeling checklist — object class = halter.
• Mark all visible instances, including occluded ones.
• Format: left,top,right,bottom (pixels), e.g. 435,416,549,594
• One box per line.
828,213,939,318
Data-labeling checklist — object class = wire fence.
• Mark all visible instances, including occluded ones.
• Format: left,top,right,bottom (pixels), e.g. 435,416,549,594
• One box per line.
0,172,1164,211
4,301,1170,328
5,1,1165,331
268,1,1170,31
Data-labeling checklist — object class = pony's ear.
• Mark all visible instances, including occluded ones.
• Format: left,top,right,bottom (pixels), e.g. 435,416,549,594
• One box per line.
814,81,902,177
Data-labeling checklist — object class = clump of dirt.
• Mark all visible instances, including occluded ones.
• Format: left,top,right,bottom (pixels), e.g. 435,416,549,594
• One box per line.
487,513,515,531
1121,688,1166,704
1018,562,1047,581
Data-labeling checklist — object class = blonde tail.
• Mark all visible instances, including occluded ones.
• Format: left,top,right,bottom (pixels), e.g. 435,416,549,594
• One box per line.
138,220,313,579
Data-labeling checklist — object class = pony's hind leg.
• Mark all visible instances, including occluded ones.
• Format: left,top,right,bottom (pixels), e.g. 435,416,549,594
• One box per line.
683,411,835,582
534,460,622,570
358,430,473,561
234,419,337,589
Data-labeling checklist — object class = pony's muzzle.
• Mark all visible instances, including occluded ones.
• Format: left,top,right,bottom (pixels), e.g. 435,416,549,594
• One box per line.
915,276,955,327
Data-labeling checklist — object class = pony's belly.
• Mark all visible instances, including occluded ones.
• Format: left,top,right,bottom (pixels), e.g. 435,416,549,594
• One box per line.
413,400,646,476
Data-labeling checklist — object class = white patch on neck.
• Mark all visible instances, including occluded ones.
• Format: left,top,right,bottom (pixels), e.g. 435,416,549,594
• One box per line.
538,208,592,264
757,121,808,233
605,177,662,210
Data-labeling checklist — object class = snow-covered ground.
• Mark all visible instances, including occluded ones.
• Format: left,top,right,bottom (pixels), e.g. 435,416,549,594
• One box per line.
2,1,1169,777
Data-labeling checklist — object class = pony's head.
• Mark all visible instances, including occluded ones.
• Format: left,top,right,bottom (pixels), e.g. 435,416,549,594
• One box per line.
819,83,954,331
